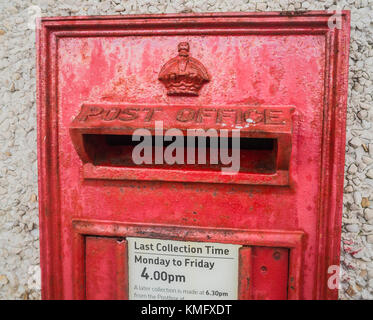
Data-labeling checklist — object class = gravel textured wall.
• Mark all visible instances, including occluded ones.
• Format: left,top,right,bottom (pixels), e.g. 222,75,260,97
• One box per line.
0,0,372,300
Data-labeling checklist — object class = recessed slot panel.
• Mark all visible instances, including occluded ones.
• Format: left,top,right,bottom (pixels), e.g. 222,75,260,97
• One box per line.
69,104,293,184
82,134,277,174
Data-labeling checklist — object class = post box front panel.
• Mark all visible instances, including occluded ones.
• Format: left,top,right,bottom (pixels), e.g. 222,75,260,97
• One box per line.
83,237,290,300
85,236,127,300
37,12,350,300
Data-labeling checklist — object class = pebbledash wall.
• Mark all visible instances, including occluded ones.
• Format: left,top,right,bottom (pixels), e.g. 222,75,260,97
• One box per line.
0,0,372,300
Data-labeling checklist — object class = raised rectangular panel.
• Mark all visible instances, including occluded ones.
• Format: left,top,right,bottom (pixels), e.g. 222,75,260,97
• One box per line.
251,247,289,300
85,236,128,300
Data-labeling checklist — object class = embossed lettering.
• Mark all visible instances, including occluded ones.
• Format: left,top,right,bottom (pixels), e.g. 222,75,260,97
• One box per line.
143,108,154,122
216,109,235,124
176,108,196,122
118,108,140,121
103,107,121,121
265,110,285,125
73,105,290,127
243,110,264,124
196,108,216,123
76,105,103,121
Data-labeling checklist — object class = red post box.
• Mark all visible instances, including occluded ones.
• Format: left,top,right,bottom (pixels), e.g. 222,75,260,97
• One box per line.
37,11,350,300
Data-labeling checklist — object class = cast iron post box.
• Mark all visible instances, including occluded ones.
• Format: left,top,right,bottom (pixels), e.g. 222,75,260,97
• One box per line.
37,12,350,300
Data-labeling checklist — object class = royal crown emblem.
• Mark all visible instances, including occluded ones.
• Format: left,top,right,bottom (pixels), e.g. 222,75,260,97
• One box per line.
158,42,210,96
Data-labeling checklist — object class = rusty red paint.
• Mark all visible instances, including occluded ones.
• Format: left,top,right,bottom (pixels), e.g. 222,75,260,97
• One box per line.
70,104,293,185
37,11,350,300
251,247,289,300
85,237,127,300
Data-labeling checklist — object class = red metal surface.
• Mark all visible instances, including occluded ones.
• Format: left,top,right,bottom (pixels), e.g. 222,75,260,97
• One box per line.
251,247,289,300
72,220,303,300
238,247,252,299
37,12,350,300
85,237,127,300
70,104,293,185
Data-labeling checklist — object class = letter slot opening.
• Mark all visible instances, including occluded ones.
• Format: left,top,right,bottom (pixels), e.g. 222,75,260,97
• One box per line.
69,104,293,185
82,134,278,174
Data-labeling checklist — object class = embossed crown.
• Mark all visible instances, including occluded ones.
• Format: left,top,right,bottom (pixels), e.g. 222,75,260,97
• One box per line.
158,42,210,96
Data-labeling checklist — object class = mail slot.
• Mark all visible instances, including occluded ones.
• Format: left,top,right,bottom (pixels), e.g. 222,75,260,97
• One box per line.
69,104,293,185
37,12,350,300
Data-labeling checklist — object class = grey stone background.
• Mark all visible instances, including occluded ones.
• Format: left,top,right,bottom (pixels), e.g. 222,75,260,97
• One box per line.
0,0,372,300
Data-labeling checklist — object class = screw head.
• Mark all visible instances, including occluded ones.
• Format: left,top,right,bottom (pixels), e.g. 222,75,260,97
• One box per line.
273,251,281,260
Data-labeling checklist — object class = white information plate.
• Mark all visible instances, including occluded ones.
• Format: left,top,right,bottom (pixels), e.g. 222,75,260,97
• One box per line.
127,237,241,300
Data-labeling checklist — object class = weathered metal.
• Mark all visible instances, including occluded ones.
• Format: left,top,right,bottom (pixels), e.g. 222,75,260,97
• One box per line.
37,11,350,300
158,42,211,96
